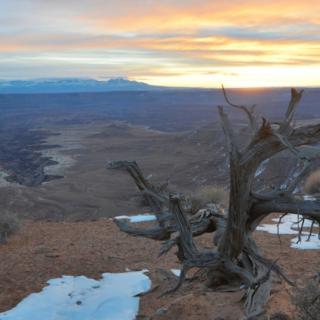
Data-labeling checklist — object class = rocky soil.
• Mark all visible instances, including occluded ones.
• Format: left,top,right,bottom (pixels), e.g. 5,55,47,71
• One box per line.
0,216,318,319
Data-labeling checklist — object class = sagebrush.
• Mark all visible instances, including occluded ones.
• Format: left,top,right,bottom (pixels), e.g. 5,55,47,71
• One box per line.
188,185,227,214
0,213,19,243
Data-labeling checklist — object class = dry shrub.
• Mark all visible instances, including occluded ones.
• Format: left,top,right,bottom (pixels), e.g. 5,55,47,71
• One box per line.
270,312,291,320
187,185,228,214
195,185,228,205
304,170,320,194
0,213,19,244
293,279,320,320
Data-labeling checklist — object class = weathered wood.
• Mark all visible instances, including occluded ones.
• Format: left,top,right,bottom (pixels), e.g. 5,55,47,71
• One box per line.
221,84,258,133
113,219,172,240
251,196,320,226
108,88,320,318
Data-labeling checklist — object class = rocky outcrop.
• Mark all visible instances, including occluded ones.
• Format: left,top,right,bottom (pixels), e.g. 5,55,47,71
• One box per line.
0,128,63,186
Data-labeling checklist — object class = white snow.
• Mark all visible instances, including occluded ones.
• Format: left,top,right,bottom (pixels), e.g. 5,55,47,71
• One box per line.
171,269,181,277
257,214,302,235
0,271,151,320
303,195,317,201
291,234,320,250
256,222,298,235
256,214,319,250
114,214,156,223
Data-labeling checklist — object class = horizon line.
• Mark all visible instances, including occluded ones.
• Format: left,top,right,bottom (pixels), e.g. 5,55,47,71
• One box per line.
1,77,320,91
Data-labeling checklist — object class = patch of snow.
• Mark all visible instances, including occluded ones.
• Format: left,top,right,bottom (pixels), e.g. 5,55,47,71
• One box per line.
171,269,181,277
257,214,299,235
291,234,320,250
257,214,319,250
114,214,156,223
257,214,314,235
256,223,298,235
0,270,151,320
303,195,317,201
270,214,314,228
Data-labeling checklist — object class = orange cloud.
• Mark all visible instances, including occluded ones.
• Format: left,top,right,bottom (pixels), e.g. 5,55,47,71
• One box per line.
2,0,320,87
3,32,320,68
77,0,320,33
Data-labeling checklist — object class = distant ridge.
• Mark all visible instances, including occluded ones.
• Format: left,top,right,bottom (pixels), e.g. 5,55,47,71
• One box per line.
0,77,167,94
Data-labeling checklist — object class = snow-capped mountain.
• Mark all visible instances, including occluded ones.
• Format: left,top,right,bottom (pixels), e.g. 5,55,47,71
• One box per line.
0,78,163,94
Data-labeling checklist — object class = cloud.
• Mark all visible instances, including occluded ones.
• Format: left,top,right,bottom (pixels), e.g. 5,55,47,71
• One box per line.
1,0,320,86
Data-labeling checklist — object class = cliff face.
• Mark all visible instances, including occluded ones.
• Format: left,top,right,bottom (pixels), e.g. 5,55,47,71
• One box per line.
0,128,63,186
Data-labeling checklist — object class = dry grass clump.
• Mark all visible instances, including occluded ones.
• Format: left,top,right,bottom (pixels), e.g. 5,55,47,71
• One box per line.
304,170,320,194
187,185,228,214
0,213,19,244
292,279,320,320
196,185,228,205
270,312,291,320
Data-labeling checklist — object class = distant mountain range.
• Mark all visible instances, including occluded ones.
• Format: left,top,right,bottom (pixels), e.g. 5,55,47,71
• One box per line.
0,78,167,94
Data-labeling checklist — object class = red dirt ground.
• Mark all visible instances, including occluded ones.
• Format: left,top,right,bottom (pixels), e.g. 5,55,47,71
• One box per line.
0,216,318,319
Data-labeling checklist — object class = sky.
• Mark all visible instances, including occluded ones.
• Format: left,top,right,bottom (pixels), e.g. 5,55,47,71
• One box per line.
1,0,320,88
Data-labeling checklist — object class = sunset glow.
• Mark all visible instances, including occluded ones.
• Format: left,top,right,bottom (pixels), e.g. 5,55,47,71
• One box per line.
1,0,320,87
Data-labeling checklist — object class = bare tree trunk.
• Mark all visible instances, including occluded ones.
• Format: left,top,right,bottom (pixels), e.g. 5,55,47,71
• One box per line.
218,165,253,258
108,88,320,319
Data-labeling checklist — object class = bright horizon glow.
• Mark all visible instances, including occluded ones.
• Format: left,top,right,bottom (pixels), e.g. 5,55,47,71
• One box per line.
1,0,320,88
140,65,320,88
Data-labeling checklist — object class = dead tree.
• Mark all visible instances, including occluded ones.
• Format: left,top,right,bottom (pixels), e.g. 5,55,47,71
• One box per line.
108,88,320,319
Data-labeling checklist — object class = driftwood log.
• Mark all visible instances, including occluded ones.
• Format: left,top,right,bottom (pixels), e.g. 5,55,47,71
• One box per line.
108,88,320,319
